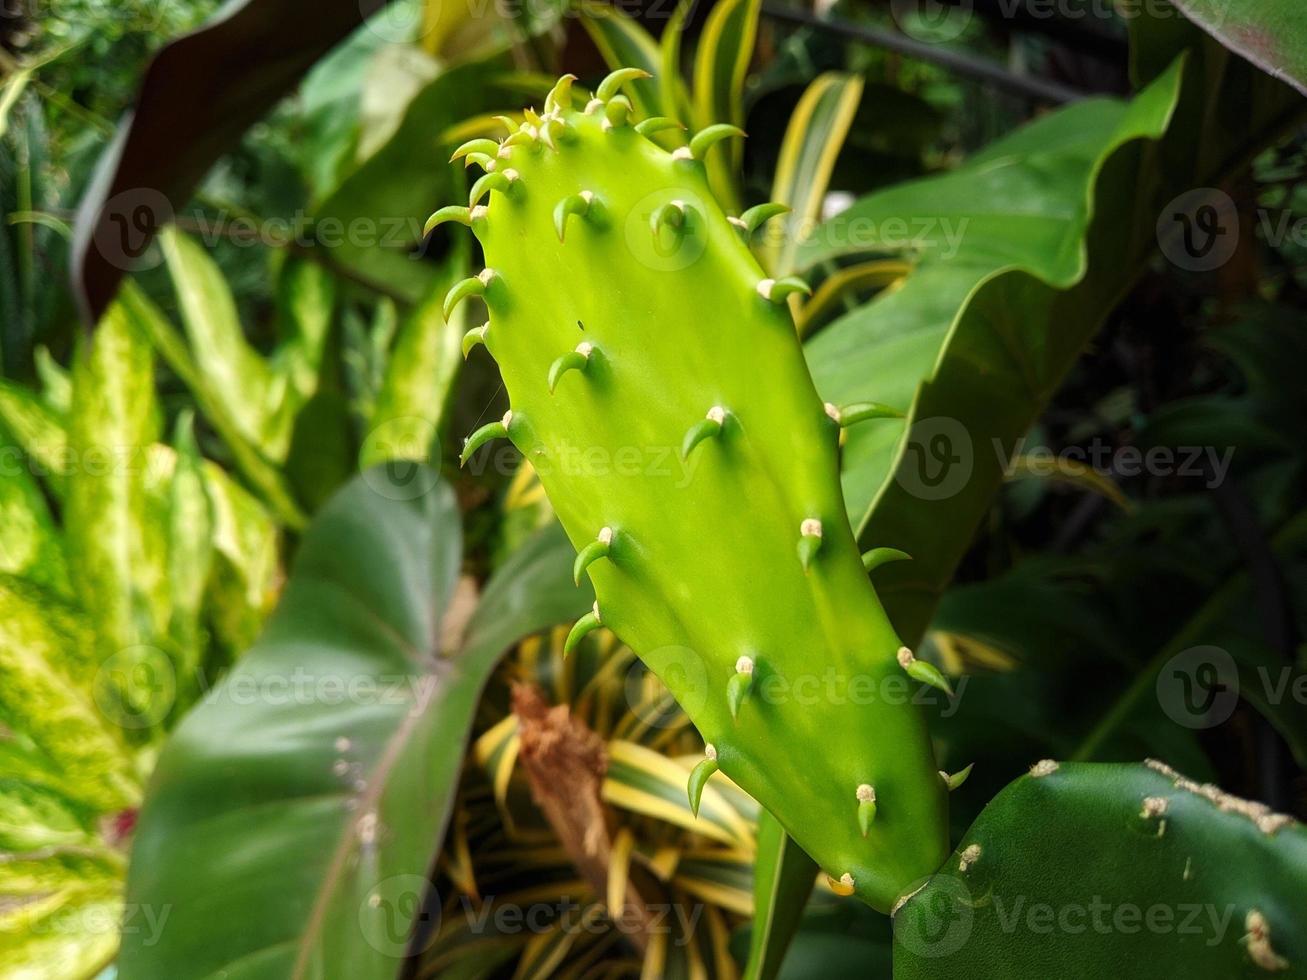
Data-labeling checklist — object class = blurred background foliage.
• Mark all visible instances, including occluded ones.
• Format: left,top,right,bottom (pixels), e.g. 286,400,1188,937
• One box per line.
1,0,1305,976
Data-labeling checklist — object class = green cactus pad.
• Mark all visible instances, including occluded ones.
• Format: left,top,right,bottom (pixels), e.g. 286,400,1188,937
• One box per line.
434,70,949,911
893,760,1307,976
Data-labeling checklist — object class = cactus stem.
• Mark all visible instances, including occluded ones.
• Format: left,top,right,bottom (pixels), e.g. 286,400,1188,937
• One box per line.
896,646,954,696
857,783,878,837
687,745,720,817
602,95,633,130
469,170,517,207
548,341,595,393
461,323,489,359
798,518,823,570
688,123,746,160
681,406,728,461
958,843,981,873
451,138,499,163
596,67,652,102
459,410,514,466
861,547,912,572
940,763,974,791
423,205,474,237
564,601,603,657
573,526,615,586
553,191,596,242
443,269,496,321
828,873,856,896
757,276,813,303
544,73,577,112
734,202,790,239
727,655,755,721
635,116,684,138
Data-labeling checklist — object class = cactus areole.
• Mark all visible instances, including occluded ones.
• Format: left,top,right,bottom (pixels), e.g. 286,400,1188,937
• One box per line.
433,69,950,911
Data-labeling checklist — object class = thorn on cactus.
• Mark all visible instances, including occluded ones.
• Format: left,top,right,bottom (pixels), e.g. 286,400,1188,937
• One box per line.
651,199,688,240
461,324,489,359
503,127,536,149
443,269,496,321
544,73,577,112
553,191,596,242
897,646,953,696
687,744,719,817
596,67,651,102
727,655,754,721
564,601,603,657
861,547,912,572
958,843,981,873
635,116,683,138
798,518,823,570
573,526,614,586
492,115,517,134
679,123,746,161
463,151,496,171
828,873,856,896
423,206,474,237
757,276,812,303
548,342,596,393
733,202,790,239
603,96,633,130
825,401,905,427
450,138,499,163
539,117,568,150
940,763,974,791
681,406,728,461
857,783,877,837
469,170,517,207
459,411,514,466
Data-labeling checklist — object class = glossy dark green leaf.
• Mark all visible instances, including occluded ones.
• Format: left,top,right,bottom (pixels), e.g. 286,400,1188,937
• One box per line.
1171,0,1307,95
118,474,590,979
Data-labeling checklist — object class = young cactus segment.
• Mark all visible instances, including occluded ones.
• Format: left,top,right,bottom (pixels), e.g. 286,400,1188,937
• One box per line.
681,405,728,461
553,191,596,242
732,202,790,239
940,764,973,791
462,323,489,359
857,784,878,837
675,123,746,161
635,116,683,138
893,762,1307,977
726,655,754,721
459,411,514,466
469,170,517,207
443,269,496,321
687,744,720,817
564,601,603,657
861,547,912,572
897,646,953,697
797,518,823,570
423,205,477,236
573,526,614,586
451,138,499,163
548,342,596,393
544,73,577,113
757,276,813,303
434,73,949,911
595,67,651,102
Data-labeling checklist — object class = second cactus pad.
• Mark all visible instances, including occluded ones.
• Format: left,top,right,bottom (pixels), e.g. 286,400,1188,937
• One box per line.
437,70,949,912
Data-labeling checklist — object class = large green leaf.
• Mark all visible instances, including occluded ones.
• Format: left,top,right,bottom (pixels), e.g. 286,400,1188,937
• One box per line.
1172,0,1307,95
802,13,1305,642
742,810,818,980
893,762,1307,977
118,474,590,979
72,0,387,321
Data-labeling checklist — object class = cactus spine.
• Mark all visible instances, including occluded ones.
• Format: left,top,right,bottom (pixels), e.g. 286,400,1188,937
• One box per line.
433,69,949,911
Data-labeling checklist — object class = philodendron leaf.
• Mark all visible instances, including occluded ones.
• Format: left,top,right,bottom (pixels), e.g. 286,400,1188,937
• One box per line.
1171,0,1307,95
803,9,1305,643
117,474,590,979
743,809,818,980
893,761,1307,977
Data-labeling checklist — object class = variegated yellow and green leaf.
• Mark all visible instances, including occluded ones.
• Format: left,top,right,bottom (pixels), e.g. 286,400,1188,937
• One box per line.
692,0,759,209
166,414,214,695
0,444,67,593
0,379,69,492
579,4,662,117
